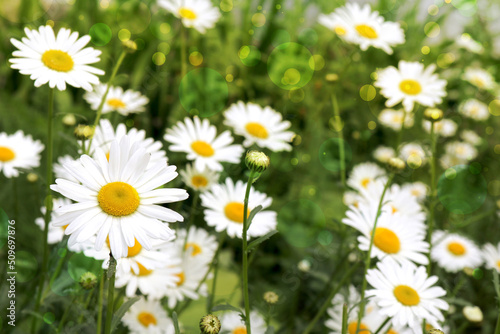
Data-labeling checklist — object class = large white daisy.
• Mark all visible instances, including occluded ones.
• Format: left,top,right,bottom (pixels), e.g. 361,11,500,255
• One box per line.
431,230,483,273
84,83,149,116
179,163,219,192
121,296,175,334
164,116,244,172
35,197,72,244
0,130,44,178
200,178,277,239
482,243,500,273
158,0,221,34
219,311,267,334
9,25,104,91
50,135,188,259
223,101,295,152
375,61,447,112
366,258,449,330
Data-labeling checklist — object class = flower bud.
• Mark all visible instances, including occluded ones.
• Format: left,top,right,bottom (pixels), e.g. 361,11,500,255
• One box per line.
27,173,38,183
79,272,98,290
62,113,76,126
245,151,270,173
122,39,138,53
463,306,483,322
263,291,279,304
424,108,444,122
74,125,95,140
199,314,221,334
387,157,405,173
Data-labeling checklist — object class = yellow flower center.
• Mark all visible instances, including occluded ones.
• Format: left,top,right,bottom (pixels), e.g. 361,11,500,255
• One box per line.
471,77,485,88
399,79,422,95
191,175,208,188
232,327,247,334
132,262,153,276
361,178,371,188
185,242,202,256
179,7,197,20
191,140,215,157
175,272,185,286
355,24,378,39
137,311,157,327
348,322,370,334
107,98,126,109
391,205,398,214
387,329,398,334
425,323,434,331
393,285,420,306
391,114,403,123
334,26,346,36
224,202,250,224
98,182,140,216
106,237,142,257
0,147,16,162
245,122,269,139
411,189,421,197
41,50,74,72
447,241,466,256
373,227,401,254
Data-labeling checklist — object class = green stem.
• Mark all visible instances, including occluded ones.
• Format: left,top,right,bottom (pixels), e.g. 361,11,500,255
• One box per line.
206,249,220,313
303,262,360,334
57,296,76,333
183,191,199,249
97,270,104,334
104,255,117,334
42,246,69,301
427,122,437,274
341,303,348,334
495,313,500,334
356,174,394,334
31,87,55,334
242,169,257,334
77,289,95,324
331,93,346,188
373,317,391,334
180,24,187,81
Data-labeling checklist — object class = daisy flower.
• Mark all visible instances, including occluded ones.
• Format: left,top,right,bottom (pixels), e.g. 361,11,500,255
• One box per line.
53,155,79,183
175,226,218,264
121,296,175,334
461,130,482,146
456,34,484,54
200,178,277,239
444,141,478,161
366,258,449,329
9,25,104,91
35,197,72,244
399,143,427,167
219,311,267,334
50,135,188,259
90,119,167,166
0,130,44,178
179,163,219,192
423,119,457,137
343,190,365,208
431,230,483,272
84,83,149,116
482,243,500,272
458,99,489,121
164,116,244,172
373,146,395,164
346,162,386,192
462,67,496,90
158,0,221,34
401,182,428,202
374,61,447,112
343,201,429,265
378,109,414,131
223,101,295,152
318,3,405,55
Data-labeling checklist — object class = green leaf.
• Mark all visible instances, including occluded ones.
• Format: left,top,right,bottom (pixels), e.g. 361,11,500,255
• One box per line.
172,311,181,334
246,205,263,230
211,303,242,314
110,296,140,332
247,230,279,253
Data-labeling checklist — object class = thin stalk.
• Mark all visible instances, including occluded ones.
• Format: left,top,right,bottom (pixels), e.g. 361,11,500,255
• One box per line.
42,246,70,301
57,296,76,333
242,169,257,334
373,317,391,334
104,255,117,334
183,191,199,249
31,87,55,334
206,249,220,313
180,24,187,82
427,122,437,274
332,93,346,187
97,270,104,334
77,289,95,324
303,262,360,334
355,174,394,334
341,304,348,334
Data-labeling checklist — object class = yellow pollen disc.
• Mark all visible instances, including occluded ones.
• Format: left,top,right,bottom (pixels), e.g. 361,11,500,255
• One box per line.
399,79,422,95
391,205,398,214
348,322,370,334
392,115,403,123
179,7,197,19
62,225,69,230
497,260,500,270
185,242,202,256
41,50,74,72
107,98,126,109
411,190,420,197
0,147,16,162
245,122,269,139
393,285,420,306
98,182,140,217
232,327,247,334
105,152,110,161
355,24,378,39
447,242,466,256
387,329,398,334
175,272,185,286
191,140,215,157
471,77,485,88
224,202,249,224
425,324,434,331
132,262,153,276
106,236,142,257
373,227,401,254
137,311,157,327
334,26,346,36
191,175,208,188
361,178,371,188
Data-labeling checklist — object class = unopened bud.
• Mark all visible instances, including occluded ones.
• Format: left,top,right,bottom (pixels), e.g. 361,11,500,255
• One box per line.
74,125,95,140
463,306,483,322
79,272,97,290
122,39,137,53
424,108,444,122
62,113,76,126
263,291,279,304
325,73,339,82
27,173,38,183
245,151,270,173
387,157,405,172
199,314,221,334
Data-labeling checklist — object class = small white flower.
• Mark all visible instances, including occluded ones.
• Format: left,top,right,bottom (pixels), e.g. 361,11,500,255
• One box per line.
423,119,457,137
373,146,396,164
175,226,218,265
456,34,484,54
35,198,73,244
444,141,478,161
179,163,219,192
431,230,483,273
347,162,386,192
481,243,500,273
121,296,176,334
458,99,489,121
378,109,414,131
158,0,221,34
0,130,44,178
219,311,267,334
399,143,427,167
461,130,482,146
401,182,428,202
462,67,496,90
463,306,483,323
84,83,149,116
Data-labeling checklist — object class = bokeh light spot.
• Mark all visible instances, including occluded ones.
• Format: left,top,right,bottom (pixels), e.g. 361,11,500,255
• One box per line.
421,46,430,54
118,28,131,41
251,13,266,27
360,84,376,101
424,22,440,38
309,55,325,71
268,42,314,90
117,0,151,34
152,52,166,66
89,23,112,46
189,51,203,66
238,45,261,66
289,88,305,103
489,100,500,116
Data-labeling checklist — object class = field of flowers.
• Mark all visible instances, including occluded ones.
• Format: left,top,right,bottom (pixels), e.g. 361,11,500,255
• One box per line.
1,0,500,333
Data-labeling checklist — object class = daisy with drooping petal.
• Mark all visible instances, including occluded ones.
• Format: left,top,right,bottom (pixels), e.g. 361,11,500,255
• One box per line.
200,178,277,239
347,162,386,192
53,155,79,183
220,311,267,334
164,117,244,172
175,226,218,264
375,61,447,112
366,258,449,330
378,109,414,131
373,146,395,164
35,197,72,244
223,101,295,152
90,119,167,166
179,163,219,192
158,0,221,34
431,230,483,272
462,67,495,90
9,25,104,91
401,182,428,202
0,130,44,178
423,119,457,137
121,296,175,334
458,99,489,121
84,83,149,116
399,142,427,167
482,243,500,272
461,130,482,146
318,3,405,55
50,135,189,259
